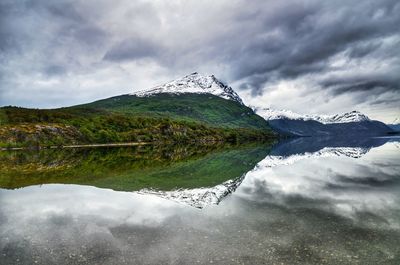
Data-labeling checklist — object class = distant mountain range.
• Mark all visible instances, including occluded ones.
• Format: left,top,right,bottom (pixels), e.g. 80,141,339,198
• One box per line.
254,107,394,137
256,108,370,124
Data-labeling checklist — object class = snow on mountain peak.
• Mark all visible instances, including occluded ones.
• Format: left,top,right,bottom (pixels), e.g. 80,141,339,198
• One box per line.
254,107,307,121
255,107,370,124
322,110,370,124
132,72,244,104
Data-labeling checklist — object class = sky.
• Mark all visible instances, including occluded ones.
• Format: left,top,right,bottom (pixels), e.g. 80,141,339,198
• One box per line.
0,0,399,123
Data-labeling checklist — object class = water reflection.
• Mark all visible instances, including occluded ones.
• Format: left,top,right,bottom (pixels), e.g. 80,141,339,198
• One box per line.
238,137,400,227
0,138,399,264
269,135,392,156
0,143,271,191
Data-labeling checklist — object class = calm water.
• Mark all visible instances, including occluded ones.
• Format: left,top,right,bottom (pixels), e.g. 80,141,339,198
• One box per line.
0,138,399,264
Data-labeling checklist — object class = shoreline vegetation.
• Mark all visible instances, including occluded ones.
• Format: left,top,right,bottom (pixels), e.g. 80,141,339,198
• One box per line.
0,104,277,150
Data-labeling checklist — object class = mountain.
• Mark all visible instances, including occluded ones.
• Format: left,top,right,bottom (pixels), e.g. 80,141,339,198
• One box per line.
77,73,270,131
266,119,393,137
256,108,370,124
133,72,244,105
0,73,275,148
255,107,393,137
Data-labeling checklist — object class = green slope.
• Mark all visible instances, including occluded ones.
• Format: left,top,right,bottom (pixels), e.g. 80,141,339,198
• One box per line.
0,93,276,148
75,93,271,130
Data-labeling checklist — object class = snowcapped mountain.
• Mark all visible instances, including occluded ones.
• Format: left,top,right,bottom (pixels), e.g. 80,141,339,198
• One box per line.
254,107,370,124
132,72,244,105
254,107,393,136
323,111,371,124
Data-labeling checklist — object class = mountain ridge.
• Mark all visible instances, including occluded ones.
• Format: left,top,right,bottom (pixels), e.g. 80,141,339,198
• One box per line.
253,107,393,137
254,107,371,124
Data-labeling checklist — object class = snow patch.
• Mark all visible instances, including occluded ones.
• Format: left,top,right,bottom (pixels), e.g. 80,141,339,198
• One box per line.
131,72,244,105
138,176,244,209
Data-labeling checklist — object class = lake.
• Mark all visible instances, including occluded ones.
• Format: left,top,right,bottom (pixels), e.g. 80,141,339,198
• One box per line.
1,137,399,264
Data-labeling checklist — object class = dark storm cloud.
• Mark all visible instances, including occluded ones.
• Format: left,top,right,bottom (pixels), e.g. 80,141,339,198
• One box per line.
229,0,400,93
0,1,24,53
320,73,400,96
346,41,382,59
0,0,108,74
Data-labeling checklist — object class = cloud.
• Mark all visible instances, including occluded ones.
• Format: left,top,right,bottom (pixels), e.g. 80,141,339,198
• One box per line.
321,74,400,96
103,37,161,61
230,0,400,89
0,0,399,121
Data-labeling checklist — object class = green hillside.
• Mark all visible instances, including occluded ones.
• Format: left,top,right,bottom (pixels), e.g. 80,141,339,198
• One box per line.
0,93,276,148
75,93,270,130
